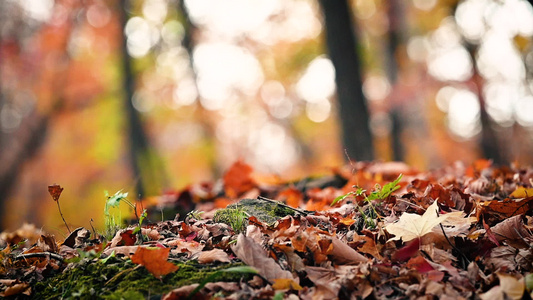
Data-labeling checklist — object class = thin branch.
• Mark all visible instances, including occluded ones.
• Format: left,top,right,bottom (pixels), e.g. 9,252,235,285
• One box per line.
15,252,64,263
256,196,309,216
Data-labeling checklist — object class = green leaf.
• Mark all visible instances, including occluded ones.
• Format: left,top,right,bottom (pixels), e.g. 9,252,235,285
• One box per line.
331,192,353,206
106,190,128,208
221,266,258,274
379,174,403,199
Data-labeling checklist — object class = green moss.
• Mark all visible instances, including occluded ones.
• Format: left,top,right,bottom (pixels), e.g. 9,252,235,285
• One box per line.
214,198,296,231
32,257,247,299
213,208,249,233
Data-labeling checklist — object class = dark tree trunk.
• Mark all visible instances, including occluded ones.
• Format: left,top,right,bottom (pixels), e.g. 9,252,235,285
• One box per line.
385,0,405,161
318,0,374,162
119,0,165,198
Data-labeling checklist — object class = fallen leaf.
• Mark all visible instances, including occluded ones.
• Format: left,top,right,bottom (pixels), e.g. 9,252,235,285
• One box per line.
197,249,230,264
510,187,533,199
130,247,179,278
498,273,524,300
385,201,462,242
1,282,30,297
48,184,63,202
329,236,367,264
491,215,533,247
231,234,294,281
392,238,420,262
223,161,256,198
272,278,303,290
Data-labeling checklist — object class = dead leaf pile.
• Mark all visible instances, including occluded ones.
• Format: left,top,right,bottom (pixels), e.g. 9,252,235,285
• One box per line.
1,160,533,299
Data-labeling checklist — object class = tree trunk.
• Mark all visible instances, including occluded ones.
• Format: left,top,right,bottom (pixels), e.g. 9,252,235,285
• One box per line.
385,0,405,161
119,0,166,198
318,0,374,162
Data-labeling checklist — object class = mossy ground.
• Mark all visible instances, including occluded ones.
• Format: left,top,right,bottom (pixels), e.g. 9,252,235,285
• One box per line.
32,256,248,299
214,198,296,232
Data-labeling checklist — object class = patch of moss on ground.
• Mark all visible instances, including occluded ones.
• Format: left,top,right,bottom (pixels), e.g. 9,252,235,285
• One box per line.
32,256,248,299
214,198,296,232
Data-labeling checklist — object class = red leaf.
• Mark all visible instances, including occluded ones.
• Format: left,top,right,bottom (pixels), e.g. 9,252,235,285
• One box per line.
48,184,64,202
131,247,179,278
392,237,420,262
406,255,434,273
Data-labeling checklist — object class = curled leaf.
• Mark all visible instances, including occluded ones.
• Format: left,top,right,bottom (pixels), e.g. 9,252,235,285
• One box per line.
48,184,63,202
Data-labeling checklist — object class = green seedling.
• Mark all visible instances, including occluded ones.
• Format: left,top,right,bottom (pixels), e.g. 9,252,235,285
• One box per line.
331,174,403,228
104,190,147,241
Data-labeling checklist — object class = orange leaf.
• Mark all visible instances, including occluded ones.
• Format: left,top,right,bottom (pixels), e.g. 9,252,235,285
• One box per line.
278,188,303,209
223,161,256,198
48,184,64,202
131,247,179,278
510,187,533,199
338,217,356,226
272,278,303,290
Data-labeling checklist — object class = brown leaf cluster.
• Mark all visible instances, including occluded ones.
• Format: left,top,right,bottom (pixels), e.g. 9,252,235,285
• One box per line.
2,160,533,299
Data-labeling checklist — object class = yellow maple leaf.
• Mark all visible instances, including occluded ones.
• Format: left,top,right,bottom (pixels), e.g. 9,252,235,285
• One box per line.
385,201,463,242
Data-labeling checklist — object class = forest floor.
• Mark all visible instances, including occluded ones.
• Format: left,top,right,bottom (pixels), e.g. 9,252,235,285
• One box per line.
1,160,533,299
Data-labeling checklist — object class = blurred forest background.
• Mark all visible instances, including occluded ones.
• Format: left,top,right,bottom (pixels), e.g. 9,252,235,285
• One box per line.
1,0,533,233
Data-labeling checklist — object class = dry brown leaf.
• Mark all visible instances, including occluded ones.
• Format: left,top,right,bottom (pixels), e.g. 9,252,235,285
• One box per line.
1,282,30,297
350,234,383,260
305,266,340,299
329,236,368,264
197,249,230,264
231,234,294,281
491,215,532,247
47,184,63,202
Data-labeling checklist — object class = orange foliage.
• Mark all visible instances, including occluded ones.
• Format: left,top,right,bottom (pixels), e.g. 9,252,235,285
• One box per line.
130,247,179,279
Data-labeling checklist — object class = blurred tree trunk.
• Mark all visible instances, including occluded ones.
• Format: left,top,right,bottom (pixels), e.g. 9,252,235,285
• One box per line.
0,2,74,230
318,0,374,162
462,42,506,165
119,0,166,198
178,1,223,177
385,0,405,161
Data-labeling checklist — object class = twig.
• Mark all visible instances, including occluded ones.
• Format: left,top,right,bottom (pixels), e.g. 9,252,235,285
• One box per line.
256,196,309,216
15,252,64,263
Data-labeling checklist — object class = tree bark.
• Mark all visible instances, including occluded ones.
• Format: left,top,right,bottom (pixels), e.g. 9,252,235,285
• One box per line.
385,0,405,161
318,0,374,162
119,0,166,198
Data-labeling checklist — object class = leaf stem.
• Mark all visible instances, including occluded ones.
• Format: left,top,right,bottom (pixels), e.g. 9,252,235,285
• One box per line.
56,200,71,233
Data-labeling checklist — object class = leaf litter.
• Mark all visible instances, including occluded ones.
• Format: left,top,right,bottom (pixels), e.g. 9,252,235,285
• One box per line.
1,160,533,299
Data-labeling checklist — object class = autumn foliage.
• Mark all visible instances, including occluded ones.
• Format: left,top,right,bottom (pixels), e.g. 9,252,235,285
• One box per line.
2,160,533,299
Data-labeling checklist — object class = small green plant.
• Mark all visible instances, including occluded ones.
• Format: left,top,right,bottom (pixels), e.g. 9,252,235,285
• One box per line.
104,190,147,240
213,208,249,233
331,174,403,228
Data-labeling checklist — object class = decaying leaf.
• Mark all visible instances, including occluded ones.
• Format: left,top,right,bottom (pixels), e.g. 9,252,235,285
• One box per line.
231,234,294,281
385,201,464,242
130,247,179,278
48,184,63,202
197,249,230,264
